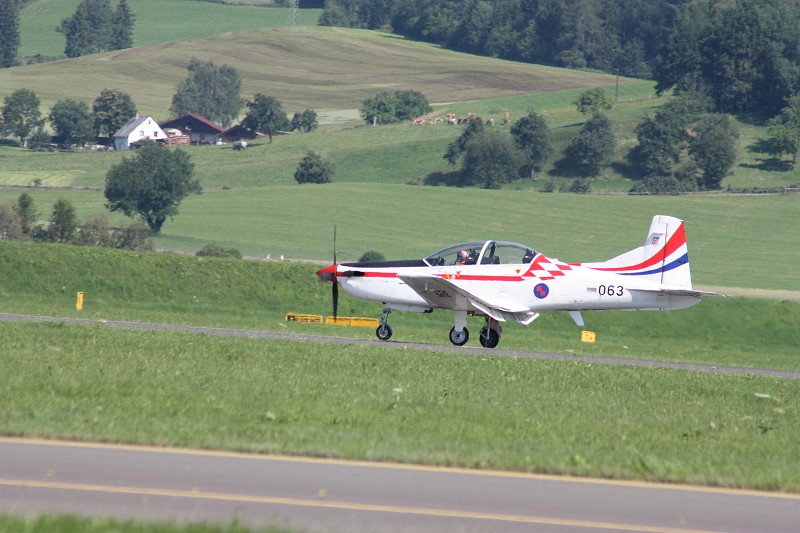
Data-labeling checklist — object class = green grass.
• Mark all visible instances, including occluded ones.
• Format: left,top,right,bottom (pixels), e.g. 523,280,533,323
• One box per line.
0,515,293,533
1,185,797,292
18,0,322,58
0,240,798,371
2,320,799,492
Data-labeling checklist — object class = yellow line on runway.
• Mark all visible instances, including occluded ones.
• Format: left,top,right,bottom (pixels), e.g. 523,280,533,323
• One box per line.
0,477,723,533
3,436,799,501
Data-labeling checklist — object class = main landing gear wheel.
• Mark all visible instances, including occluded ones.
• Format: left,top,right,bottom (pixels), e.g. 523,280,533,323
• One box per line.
376,324,393,341
449,327,469,346
479,326,500,349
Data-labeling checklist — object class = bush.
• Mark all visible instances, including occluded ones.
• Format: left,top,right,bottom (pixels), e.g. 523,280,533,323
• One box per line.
196,244,242,259
294,151,335,184
114,219,154,251
358,250,385,262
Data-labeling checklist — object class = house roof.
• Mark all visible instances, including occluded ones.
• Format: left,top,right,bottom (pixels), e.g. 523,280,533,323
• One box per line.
160,114,225,134
114,115,154,138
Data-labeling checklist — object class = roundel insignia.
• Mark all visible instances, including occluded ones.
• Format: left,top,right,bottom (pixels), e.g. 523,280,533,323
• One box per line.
533,283,549,299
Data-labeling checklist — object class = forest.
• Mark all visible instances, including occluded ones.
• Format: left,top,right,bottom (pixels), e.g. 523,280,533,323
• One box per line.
319,0,800,116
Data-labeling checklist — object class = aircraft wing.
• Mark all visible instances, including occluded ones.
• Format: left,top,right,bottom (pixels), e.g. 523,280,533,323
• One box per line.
398,274,539,325
629,287,725,298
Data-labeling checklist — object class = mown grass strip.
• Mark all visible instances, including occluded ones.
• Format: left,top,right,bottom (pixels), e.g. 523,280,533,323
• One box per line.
1,321,798,492
0,515,293,533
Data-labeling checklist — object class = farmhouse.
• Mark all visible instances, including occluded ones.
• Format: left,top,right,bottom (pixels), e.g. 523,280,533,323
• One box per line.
160,114,225,144
113,115,166,150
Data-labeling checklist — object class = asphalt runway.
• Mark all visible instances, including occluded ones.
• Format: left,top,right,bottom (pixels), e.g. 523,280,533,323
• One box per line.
2,438,799,533
2,312,799,380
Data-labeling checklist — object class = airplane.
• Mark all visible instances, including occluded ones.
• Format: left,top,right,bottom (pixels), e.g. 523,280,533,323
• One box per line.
316,215,720,348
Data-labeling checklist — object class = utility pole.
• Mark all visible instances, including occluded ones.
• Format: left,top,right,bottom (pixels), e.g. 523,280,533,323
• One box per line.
287,0,299,26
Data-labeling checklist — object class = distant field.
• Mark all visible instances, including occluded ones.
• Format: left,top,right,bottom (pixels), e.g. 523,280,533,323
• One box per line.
18,0,321,58
0,184,797,292
3,25,631,117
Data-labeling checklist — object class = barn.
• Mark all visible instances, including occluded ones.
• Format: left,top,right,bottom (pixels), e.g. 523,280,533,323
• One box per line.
113,115,167,150
159,114,225,145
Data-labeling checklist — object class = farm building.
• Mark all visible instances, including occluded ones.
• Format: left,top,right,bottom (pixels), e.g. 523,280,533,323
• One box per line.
159,114,225,144
113,115,167,150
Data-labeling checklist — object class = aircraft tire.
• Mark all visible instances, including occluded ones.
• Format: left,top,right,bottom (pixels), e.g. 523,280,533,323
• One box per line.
479,327,500,348
449,327,469,346
376,324,393,341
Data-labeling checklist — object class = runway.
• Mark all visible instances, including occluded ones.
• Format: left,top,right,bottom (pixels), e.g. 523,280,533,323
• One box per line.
2,438,799,533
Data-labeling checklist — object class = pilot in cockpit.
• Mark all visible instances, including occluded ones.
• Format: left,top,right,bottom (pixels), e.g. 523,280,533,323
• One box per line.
522,249,535,263
457,249,477,265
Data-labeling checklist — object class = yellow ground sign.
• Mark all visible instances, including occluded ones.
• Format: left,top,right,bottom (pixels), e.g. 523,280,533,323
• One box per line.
581,330,596,343
326,316,379,328
284,313,323,324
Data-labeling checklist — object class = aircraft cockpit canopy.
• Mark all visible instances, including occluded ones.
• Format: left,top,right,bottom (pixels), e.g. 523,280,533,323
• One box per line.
424,241,538,267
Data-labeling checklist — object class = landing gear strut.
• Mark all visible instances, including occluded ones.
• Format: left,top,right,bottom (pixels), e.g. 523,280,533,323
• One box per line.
375,308,393,341
479,317,502,348
449,310,469,346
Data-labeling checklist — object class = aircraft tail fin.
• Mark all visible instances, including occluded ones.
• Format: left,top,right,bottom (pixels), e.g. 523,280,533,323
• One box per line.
585,215,692,289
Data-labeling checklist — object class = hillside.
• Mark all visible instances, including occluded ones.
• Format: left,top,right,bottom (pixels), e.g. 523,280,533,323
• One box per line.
2,26,631,117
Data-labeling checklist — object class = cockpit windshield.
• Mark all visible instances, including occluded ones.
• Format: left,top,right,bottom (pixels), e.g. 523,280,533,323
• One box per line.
424,241,537,266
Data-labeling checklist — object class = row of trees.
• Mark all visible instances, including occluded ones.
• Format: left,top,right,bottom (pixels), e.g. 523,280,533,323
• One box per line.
57,0,135,58
438,88,743,192
322,0,800,118
0,193,152,250
1,88,136,147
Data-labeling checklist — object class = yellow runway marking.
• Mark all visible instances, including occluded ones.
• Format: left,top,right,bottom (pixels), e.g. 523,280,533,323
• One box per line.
0,478,724,533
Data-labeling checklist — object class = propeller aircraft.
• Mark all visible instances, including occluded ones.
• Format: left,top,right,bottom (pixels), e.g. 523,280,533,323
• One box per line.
316,215,719,348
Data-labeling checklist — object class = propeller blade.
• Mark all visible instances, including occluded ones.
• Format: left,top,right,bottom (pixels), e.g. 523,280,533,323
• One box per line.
332,281,339,320
333,225,337,265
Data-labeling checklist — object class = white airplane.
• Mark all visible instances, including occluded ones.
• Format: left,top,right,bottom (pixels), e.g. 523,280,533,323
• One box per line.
316,215,720,348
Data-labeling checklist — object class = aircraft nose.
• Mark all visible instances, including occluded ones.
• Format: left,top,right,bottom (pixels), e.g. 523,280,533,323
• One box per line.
316,264,338,282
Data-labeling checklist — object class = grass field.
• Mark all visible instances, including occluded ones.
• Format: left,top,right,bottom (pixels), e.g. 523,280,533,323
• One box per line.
1,240,798,371
18,0,322,58
0,185,797,292
2,320,799,492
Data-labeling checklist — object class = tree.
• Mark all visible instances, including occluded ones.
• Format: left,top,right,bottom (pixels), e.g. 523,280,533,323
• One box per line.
510,110,551,179
0,204,23,240
13,193,38,237
290,109,318,133
58,0,113,58
49,99,95,147
629,115,681,177
360,91,397,126
1,89,43,147
766,94,800,169
110,0,135,50
564,114,615,176
294,151,335,184
240,94,290,143
393,90,431,121
49,199,79,243
93,88,137,138
573,87,614,116
688,114,738,190
444,118,485,165
0,0,20,68
359,90,431,125
461,131,521,189
105,142,200,234
170,58,243,128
